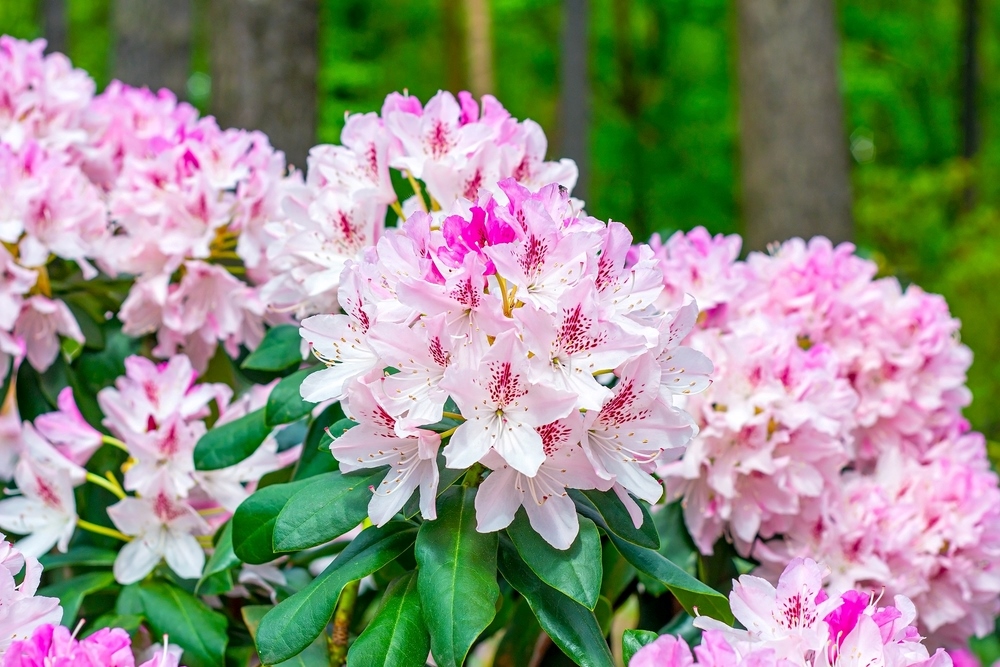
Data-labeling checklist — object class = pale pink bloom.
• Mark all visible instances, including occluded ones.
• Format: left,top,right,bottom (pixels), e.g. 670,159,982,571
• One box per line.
0,424,85,556
97,354,230,440
13,295,84,372
0,37,93,153
299,313,379,403
334,378,441,525
0,533,62,655
475,414,607,549
0,245,36,332
0,403,22,482
136,641,183,667
517,282,648,411
653,297,714,402
441,330,577,476
234,562,288,604
581,355,696,504
123,415,203,498
108,472,210,584
33,386,103,466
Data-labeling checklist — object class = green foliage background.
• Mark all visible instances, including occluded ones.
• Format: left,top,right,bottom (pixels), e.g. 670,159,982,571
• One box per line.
4,0,999,438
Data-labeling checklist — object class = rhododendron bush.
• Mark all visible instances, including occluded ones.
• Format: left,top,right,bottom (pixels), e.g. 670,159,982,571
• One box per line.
0,34,997,667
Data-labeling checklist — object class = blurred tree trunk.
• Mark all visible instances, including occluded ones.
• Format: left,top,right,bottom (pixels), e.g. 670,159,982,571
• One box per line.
442,0,467,93
464,0,494,96
209,0,317,170
737,0,852,250
960,0,979,209
560,0,589,201
113,0,191,96
41,0,66,54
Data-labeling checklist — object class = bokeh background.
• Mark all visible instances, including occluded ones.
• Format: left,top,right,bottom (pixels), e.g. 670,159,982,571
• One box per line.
3,0,999,442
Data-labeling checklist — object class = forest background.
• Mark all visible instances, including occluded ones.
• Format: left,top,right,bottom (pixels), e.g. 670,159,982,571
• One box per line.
2,0,998,444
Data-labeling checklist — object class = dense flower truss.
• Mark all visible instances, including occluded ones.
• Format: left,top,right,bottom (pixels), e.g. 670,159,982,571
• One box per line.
645,228,996,644
0,354,294,584
95,86,296,370
2,625,182,667
262,90,579,318
630,558,953,667
299,180,712,548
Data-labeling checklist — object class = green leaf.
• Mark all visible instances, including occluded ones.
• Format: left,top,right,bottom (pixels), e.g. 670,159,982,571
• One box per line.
623,629,660,664
115,583,144,615
138,581,228,667
39,571,116,626
242,325,304,372
62,296,106,350
570,489,659,549
601,541,637,603
197,521,239,592
494,599,543,667
274,469,385,552
242,605,329,666
232,477,316,564
641,501,699,596
193,408,270,471
256,522,417,664
610,535,733,625
16,362,55,421
83,614,144,638
497,541,614,667
506,510,602,610
348,572,431,667
265,366,319,427
40,546,117,569
291,403,344,481
414,486,500,667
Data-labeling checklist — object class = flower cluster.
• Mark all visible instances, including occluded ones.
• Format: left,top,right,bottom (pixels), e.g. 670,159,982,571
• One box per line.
0,534,61,655
646,229,997,643
299,179,712,549
3,624,181,667
0,355,294,585
630,558,952,667
262,90,579,318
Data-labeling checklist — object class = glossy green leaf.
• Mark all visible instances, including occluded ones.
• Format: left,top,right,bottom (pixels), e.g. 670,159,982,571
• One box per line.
623,629,660,664
570,489,659,549
83,613,143,638
506,510,602,610
193,408,270,471
39,571,116,626
348,571,430,667
242,325,304,372
610,535,733,625
600,541,637,603
232,477,316,564
274,468,385,552
415,486,499,667
256,522,417,664
197,521,239,592
265,366,319,427
497,541,614,667
138,581,228,667
40,546,117,569
641,501,699,596
242,605,329,666
291,403,344,481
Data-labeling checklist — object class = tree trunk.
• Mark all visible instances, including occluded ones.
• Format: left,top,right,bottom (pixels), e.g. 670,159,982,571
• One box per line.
737,0,852,250
41,0,67,55
112,0,191,96
442,0,467,94
560,0,589,201
961,0,979,160
464,0,494,96
208,0,318,170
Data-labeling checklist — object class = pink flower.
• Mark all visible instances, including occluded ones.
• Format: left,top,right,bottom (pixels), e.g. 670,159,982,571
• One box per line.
0,534,62,654
3,625,133,666
13,295,84,372
108,472,210,584
34,387,103,466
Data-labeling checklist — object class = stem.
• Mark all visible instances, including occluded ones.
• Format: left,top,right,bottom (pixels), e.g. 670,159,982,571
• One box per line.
76,519,130,542
441,411,465,422
327,579,360,666
496,275,513,317
102,435,129,453
439,426,458,439
405,171,428,213
390,200,405,220
462,463,485,488
86,472,126,499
